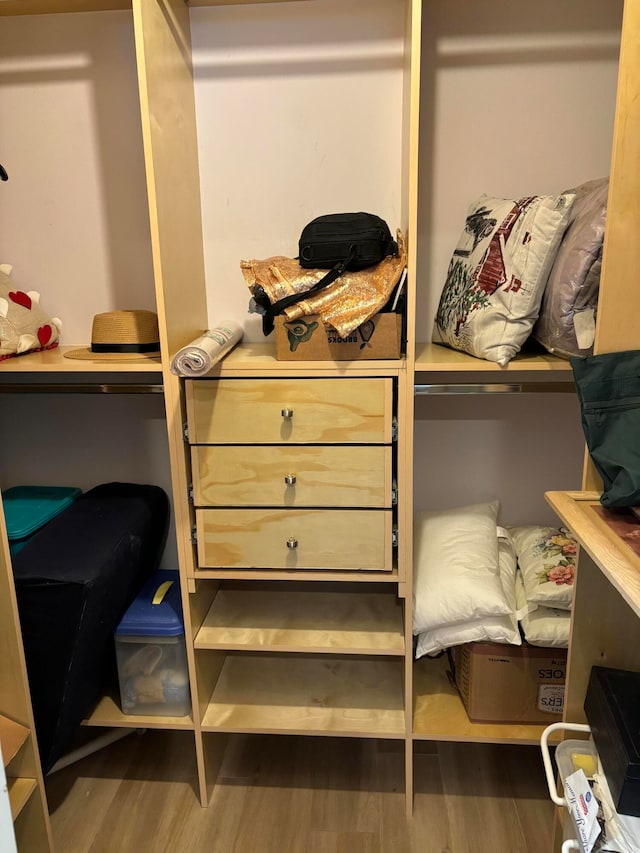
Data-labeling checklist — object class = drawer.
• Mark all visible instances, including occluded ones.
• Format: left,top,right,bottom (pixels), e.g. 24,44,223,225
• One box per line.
186,378,393,444
195,509,393,571
191,445,393,508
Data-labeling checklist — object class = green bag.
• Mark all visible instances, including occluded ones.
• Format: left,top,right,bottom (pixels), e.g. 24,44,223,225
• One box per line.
571,349,640,508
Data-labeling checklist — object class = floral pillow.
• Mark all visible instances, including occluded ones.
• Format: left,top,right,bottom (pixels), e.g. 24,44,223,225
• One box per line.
515,571,570,649
508,525,577,610
433,192,574,366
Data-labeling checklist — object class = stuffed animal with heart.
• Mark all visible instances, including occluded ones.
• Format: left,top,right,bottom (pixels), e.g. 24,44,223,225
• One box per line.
0,264,62,360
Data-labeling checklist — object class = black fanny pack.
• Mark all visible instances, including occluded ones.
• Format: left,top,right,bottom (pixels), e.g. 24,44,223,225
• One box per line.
254,212,397,336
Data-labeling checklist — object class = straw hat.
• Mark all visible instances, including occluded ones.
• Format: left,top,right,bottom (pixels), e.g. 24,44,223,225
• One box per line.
64,310,161,360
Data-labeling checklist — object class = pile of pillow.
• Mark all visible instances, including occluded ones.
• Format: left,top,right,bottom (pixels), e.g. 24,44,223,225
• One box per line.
413,501,520,658
509,525,576,649
432,178,608,366
412,503,577,658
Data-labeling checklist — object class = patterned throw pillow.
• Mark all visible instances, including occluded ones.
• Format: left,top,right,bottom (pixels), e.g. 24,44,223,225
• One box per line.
509,525,578,611
433,192,574,366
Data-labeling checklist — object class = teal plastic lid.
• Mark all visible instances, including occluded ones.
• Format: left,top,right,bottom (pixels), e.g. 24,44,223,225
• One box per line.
3,485,82,541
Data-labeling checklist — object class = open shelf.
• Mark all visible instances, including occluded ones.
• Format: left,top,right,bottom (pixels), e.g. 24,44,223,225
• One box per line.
204,343,405,378
201,654,405,738
82,695,194,731
412,655,552,746
195,588,405,655
8,777,37,821
415,342,574,375
0,347,162,375
0,715,30,768
193,567,400,583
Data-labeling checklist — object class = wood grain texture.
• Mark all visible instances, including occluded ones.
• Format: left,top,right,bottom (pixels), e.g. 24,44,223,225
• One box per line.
45,730,554,853
186,378,393,444
195,588,404,654
545,491,640,618
192,445,392,508
196,508,393,571
200,655,405,737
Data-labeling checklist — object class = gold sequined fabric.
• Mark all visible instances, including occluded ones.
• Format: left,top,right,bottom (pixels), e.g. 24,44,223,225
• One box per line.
241,230,406,337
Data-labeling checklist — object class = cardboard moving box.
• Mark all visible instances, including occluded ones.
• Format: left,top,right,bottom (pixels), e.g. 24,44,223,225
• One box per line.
275,312,402,361
450,642,567,724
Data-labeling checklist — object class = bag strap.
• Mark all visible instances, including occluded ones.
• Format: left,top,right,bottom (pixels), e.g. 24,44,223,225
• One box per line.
259,250,355,336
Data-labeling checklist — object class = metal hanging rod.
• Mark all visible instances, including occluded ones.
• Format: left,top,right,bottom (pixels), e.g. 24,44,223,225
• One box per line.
414,382,576,395
0,383,164,394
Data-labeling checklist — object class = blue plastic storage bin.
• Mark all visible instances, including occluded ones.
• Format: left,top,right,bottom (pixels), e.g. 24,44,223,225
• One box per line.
3,485,82,556
114,570,190,717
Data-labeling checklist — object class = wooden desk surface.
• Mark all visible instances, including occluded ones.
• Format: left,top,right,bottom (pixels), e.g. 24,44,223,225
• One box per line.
545,490,640,620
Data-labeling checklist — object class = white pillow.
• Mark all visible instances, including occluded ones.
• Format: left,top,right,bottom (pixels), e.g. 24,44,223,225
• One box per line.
413,500,510,635
432,192,574,366
509,525,577,611
515,570,570,649
415,533,521,658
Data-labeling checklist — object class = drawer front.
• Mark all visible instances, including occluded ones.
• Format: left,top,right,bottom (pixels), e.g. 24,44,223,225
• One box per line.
191,445,392,508
186,378,392,444
195,509,393,571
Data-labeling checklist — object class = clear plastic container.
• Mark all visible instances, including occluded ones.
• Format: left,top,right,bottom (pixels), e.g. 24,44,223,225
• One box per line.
115,570,190,717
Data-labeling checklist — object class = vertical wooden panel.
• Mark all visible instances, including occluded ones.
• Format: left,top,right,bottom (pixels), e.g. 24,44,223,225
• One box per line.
594,0,640,355
132,0,208,358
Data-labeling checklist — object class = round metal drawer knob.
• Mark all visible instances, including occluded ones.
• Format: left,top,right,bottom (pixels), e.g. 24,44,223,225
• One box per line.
287,537,298,550
284,474,297,486
281,408,294,419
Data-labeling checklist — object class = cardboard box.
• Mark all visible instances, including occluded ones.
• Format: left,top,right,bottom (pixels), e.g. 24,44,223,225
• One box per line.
450,642,567,724
275,312,402,361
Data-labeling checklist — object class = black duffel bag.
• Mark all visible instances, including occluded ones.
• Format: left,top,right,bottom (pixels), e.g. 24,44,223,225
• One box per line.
254,212,397,335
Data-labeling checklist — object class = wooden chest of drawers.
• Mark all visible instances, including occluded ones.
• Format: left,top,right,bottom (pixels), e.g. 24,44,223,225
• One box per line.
186,377,395,572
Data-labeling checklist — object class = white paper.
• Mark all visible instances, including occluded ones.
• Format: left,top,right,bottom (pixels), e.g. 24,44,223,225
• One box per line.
565,768,601,852
170,321,243,377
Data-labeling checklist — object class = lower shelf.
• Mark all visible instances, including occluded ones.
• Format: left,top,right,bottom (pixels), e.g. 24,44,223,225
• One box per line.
0,715,30,767
82,695,194,731
8,777,36,820
201,654,405,738
413,655,554,745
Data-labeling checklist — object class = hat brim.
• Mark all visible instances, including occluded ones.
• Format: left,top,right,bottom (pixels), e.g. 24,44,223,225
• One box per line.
63,347,161,361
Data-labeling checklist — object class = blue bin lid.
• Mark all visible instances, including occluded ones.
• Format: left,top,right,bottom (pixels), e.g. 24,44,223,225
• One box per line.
3,486,82,541
116,570,184,637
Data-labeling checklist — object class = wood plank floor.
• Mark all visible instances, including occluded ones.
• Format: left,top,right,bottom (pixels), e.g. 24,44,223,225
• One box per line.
45,731,554,853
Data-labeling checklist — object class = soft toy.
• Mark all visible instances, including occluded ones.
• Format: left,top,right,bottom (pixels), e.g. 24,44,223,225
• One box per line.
0,264,62,360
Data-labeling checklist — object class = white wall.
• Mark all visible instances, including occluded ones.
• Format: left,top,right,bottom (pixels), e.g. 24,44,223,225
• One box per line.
191,0,406,341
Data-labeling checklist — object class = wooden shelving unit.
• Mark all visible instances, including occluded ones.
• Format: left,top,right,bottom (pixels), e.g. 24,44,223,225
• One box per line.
0,495,52,852
195,588,405,655
200,654,406,738
81,696,194,731
413,656,550,746
0,0,638,840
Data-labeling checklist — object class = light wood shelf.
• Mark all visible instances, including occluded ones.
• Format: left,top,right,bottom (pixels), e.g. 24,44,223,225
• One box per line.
0,346,162,374
0,716,30,768
201,654,405,738
415,342,574,375
203,342,405,378
412,655,551,746
546,491,640,618
8,777,37,821
195,589,405,655
82,695,194,731
192,567,400,583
